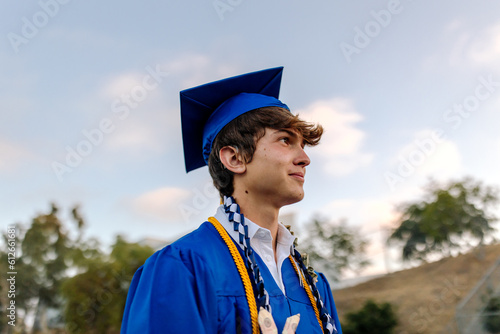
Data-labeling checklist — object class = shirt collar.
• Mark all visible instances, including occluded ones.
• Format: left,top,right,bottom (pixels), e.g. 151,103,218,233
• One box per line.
213,204,296,249
276,223,296,249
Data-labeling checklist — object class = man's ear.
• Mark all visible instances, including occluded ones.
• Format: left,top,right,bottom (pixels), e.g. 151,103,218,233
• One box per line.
219,146,246,174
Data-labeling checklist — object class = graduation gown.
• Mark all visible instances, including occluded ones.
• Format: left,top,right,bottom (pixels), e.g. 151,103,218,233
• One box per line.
121,221,342,334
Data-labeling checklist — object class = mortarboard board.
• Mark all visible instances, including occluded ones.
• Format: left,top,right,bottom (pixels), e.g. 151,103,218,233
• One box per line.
180,66,289,173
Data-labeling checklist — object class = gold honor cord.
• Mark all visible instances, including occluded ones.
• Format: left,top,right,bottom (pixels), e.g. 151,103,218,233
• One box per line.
208,216,323,333
208,217,260,334
288,255,322,331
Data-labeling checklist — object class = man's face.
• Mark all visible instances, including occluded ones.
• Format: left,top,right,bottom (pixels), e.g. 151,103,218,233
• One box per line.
240,127,310,208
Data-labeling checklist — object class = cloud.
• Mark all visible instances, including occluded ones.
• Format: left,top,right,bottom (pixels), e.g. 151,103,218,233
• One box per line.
425,22,500,73
482,136,500,187
96,61,175,156
46,28,125,52
419,140,461,177
394,129,462,179
383,128,462,196
318,197,399,276
298,98,373,176
442,22,500,71
104,121,165,154
101,72,146,100
131,187,192,223
160,53,240,89
94,53,238,157
444,19,463,34
467,23,500,67
447,32,473,68
98,52,237,108
0,139,38,172
321,198,397,232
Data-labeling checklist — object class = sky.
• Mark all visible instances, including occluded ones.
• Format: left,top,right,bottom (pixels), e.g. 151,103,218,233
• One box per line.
2,0,500,279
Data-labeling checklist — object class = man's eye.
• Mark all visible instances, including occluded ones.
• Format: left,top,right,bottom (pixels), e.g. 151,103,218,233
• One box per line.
280,137,290,144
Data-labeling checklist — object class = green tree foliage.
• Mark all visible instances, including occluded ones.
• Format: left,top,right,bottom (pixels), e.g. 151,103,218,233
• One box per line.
22,204,73,305
300,217,370,282
0,203,155,333
388,177,498,262
342,299,398,334
15,204,89,332
483,296,500,334
61,262,123,334
61,236,154,334
0,203,97,332
110,235,155,281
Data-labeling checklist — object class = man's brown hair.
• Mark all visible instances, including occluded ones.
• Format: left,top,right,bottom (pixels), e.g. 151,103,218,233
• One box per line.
208,106,323,197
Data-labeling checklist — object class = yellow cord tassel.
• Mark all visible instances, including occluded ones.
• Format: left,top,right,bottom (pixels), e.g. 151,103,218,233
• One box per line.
208,217,259,334
209,216,322,334
288,255,322,331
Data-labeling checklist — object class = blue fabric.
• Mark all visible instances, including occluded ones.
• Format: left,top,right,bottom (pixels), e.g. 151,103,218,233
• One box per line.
202,93,288,164
223,195,271,312
292,249,337,333
121,222,343,334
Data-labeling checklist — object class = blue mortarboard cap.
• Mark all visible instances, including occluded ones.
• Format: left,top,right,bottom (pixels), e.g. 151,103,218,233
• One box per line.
180,67,289,173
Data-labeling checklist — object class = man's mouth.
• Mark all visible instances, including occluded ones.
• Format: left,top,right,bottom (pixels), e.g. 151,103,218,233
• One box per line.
289,172,305,181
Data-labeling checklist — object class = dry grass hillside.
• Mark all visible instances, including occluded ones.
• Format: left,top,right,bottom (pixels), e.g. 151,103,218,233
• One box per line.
332,243,500,334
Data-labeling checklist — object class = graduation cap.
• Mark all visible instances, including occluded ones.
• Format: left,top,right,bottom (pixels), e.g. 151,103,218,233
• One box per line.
180,66,289,173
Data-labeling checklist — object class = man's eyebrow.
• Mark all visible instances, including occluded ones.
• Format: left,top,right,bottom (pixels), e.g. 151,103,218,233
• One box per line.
274,129,298,138
273,129,306,146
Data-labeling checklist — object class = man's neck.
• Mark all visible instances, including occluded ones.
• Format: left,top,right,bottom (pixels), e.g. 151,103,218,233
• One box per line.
232,191,280,248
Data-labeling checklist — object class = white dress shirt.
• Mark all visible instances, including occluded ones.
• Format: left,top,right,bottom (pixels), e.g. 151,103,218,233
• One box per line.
214,205,296,295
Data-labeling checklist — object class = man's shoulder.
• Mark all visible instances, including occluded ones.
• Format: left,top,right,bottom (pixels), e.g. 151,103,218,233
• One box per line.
169,220,219,249
138,219,238,283
144,220,224,266
152,221,208,251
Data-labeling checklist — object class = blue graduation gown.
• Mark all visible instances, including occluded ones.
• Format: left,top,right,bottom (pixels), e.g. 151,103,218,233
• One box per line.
121,221,342,334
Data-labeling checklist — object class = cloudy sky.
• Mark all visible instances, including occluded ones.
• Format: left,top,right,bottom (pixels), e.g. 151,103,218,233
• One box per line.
2,0,500,277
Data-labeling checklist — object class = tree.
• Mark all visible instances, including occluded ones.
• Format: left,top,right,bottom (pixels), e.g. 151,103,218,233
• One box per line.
61,236,154,334
388,177,498,262
17,204,78,333
0,203,102,332
0,203,155,333
483,296,500,334
342,299,398,334
300,217,370,282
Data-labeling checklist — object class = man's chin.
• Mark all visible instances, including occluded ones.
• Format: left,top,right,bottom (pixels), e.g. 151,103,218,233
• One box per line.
282,192,305,206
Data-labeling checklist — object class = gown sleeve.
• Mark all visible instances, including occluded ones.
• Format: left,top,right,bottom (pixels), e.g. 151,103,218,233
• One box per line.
316,272,343,334
121,245,218,334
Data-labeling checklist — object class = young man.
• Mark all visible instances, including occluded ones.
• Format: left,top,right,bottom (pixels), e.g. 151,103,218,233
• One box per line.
121,67,342,334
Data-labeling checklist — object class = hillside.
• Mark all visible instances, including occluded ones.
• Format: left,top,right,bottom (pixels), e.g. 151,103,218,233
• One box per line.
332,243,500,334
